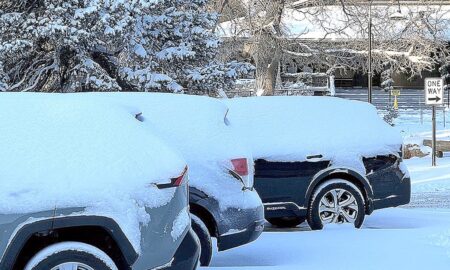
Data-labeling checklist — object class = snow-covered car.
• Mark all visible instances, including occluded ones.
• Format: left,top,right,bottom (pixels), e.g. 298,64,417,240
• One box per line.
0,94,199,270
90,93,265,266
224,96,411,230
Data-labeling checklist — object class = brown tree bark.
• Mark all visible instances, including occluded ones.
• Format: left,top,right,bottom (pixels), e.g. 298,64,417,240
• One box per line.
253,0,285,96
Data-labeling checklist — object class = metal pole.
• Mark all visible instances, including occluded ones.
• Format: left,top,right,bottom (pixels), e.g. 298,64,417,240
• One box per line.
432,105,437,167
368,1,373,104
420,94,423,125
444,106,446,128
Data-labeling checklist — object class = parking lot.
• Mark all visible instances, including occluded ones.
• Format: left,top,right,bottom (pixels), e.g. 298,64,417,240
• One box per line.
203,106,450,270
205,156,450,270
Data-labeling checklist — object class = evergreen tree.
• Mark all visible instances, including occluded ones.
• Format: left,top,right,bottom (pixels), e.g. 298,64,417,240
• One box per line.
0,0,252,95
381,63,398,126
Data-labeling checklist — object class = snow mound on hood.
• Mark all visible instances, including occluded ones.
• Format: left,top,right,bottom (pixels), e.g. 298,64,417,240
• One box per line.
84,92,262,210
0,93,186,251
224,96,403,173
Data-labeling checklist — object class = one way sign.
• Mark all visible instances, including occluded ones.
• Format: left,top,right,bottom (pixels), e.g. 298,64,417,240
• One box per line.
425,78,444,106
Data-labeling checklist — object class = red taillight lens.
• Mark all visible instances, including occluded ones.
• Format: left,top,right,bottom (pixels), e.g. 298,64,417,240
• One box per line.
231,158,248,176
172,166,188,187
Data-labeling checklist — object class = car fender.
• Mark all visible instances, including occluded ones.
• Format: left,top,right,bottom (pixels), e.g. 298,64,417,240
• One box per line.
305,167,374,213
0,216,138,270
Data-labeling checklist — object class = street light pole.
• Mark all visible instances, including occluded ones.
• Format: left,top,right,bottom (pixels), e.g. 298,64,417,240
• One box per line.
368,0,373,104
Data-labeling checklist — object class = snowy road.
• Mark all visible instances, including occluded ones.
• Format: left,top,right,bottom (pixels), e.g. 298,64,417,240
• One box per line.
406,156,450,209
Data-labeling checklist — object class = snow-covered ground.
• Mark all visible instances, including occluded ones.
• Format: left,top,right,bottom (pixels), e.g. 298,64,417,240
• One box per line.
205,208,450,270
204,107,450,270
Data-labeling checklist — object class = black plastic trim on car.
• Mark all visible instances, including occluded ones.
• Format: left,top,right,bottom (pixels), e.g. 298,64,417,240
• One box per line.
263,202,307,219
0,216,138,270
165,229,200,270
189,187,209,203
217,220,265,251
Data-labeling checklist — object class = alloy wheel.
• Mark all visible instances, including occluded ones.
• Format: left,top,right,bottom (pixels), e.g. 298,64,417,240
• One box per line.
318,188,359,224
50,263,95,270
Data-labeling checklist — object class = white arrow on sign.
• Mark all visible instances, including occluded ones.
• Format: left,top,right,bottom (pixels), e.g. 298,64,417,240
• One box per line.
425,78,444,106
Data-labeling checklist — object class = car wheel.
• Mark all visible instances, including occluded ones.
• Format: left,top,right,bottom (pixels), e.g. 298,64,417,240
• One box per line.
25,241,118,270
267,217,305,228
307,179,365,230
191,214,213,266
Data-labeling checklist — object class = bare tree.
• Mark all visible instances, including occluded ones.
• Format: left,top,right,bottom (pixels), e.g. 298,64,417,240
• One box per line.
215,0,450,95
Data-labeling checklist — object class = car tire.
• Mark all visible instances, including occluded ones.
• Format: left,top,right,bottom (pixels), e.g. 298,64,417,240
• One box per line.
267,217,305,228
307,179,365,230
191,214,213,267
25,241,118,270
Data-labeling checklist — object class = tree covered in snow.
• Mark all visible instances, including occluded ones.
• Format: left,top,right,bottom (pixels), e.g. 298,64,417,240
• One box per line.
215,0,450,95
439,56,450,93
0,0,252,95
381,63,394,93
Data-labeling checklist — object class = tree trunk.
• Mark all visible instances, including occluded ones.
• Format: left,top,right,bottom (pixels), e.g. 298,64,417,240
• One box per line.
253,0,285,96
255,48,280,96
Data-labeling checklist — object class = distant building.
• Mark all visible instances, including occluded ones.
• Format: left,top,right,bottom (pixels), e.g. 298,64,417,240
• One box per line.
220,1,450,90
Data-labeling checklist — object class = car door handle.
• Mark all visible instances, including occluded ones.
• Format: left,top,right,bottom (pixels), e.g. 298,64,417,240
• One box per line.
307,155,323,160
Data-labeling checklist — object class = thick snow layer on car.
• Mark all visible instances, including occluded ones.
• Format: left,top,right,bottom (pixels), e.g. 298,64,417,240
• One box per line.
85,92,262,211
0,93,187,251
224,96,403,173
171,207,191,241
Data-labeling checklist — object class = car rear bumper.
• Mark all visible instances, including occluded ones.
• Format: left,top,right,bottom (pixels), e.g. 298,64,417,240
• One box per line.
164,229,200,270
373,176,411,210
218,219,265,251
217,205,265,251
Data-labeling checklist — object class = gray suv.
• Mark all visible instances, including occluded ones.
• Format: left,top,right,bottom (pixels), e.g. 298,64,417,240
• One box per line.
0,184,200,270
0,94,200,270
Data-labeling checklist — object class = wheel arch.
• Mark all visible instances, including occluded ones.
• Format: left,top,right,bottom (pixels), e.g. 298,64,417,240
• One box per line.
306,168,374,214
189,203,218,238
2,216,138,270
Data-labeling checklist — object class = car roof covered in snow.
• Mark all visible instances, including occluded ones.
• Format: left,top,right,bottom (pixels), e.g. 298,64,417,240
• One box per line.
81,92,261,210
224,96,403,166
0,93,186,214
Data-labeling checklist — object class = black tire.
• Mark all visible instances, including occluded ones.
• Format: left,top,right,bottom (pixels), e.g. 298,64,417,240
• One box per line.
25,242,117,270
307,179,365,231
267,217,305,228
191,214,213,267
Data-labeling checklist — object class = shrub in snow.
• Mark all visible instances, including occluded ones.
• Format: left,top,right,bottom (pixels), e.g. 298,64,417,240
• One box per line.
0,0,252,95
381,63,398,126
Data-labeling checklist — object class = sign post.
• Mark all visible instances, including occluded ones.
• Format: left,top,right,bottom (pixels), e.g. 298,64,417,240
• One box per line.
425,78,444,166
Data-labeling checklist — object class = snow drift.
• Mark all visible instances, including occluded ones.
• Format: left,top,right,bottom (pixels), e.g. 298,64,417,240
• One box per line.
0,93,187,250
224,96,403,173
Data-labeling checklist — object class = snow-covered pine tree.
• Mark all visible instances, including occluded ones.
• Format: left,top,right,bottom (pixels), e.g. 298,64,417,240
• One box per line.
130,0,253,96
381,63,398,126
0,0,136,92
381,63,394,93
0,0,252,95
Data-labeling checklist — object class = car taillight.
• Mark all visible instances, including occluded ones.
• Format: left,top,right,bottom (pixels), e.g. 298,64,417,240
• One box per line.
157,166,188,189
231,158,248,176
172,166,188,187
